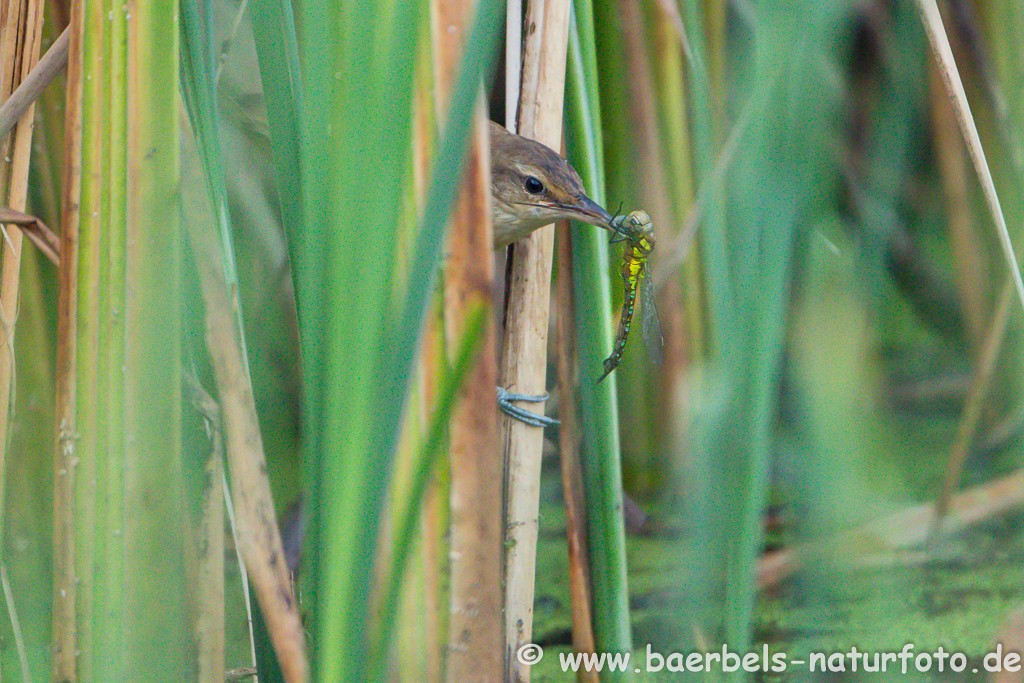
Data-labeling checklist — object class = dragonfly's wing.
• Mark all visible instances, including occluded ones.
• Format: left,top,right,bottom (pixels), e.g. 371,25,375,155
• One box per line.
640,265,664,365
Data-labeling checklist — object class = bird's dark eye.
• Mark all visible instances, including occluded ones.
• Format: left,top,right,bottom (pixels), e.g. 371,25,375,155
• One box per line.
524,176,544,195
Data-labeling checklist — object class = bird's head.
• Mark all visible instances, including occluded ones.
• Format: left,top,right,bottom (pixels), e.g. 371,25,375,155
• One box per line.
490,121,612,248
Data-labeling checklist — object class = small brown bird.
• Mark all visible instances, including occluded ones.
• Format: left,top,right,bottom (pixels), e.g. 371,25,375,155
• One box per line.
489,121,612,248
489,121,614,427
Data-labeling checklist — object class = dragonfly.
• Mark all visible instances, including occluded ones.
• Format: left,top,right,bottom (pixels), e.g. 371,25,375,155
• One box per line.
597,210,664,383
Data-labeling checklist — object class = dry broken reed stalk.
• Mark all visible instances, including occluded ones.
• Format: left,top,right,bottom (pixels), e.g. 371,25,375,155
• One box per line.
432,0,502,680
500,1,573,681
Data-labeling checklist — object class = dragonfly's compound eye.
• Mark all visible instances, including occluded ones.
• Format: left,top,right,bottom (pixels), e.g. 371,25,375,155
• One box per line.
524,176,544,195
628,210,651,227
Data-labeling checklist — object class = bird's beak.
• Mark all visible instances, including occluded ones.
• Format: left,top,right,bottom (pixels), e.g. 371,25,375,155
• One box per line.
570,195,614,229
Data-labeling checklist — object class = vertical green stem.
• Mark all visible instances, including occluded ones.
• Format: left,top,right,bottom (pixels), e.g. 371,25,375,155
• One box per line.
566,1,634,674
